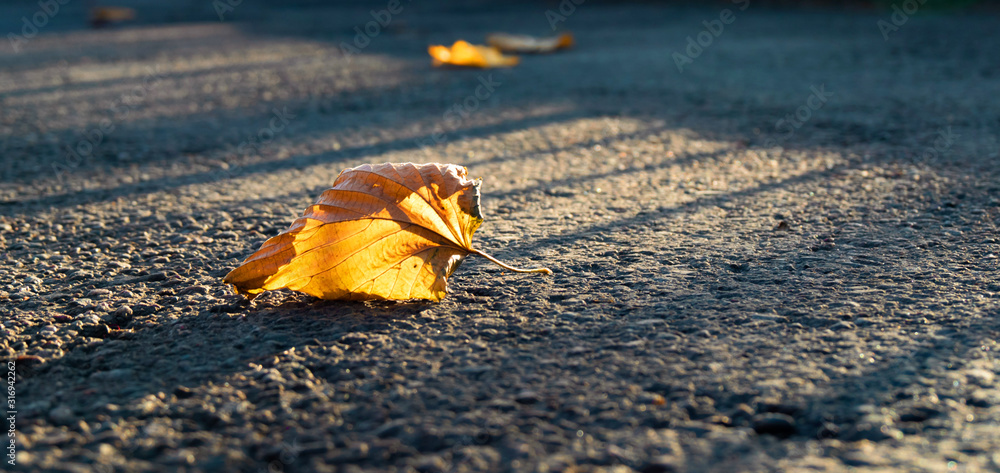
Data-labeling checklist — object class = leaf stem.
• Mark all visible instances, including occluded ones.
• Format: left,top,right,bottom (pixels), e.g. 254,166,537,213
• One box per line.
470,249,552,275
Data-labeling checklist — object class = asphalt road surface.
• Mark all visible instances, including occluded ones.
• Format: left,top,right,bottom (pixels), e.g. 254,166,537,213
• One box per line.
1,1,999,472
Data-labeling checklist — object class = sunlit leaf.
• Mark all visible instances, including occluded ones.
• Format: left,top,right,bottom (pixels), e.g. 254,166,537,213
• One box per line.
428,40,520,68
224,163,551,302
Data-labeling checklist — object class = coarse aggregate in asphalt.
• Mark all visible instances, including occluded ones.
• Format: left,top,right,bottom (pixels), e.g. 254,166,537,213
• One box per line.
1,2,999,472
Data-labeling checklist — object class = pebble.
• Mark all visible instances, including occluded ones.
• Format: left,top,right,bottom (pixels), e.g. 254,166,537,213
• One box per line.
751,413,797,438
840,441,890,467
97,444,119,459
179,285,211,295
111,305,134,324
85,289,111,298
850,422,902,442
898,406,942,423
79,324,111,339
131,304,161,316
411,454,446,472
966,390,995,408
457,365,493,375
514,390,541,405
641,455,685,473
49,405,76,425
72,298,94,308
90,369,134,382
338,333,370,345
965,369,995,386
831,321,856,331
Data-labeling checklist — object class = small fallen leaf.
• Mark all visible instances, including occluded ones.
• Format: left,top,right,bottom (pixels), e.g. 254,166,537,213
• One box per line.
486,32,574,53
224,163,550,302
428,40,519,68
90,7,136,28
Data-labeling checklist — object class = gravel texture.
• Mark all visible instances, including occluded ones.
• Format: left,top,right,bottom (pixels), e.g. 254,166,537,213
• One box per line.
1,2,999,472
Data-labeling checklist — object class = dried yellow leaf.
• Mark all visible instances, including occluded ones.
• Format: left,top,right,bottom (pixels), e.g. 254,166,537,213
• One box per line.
428,40,520,68
224,163,550,302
